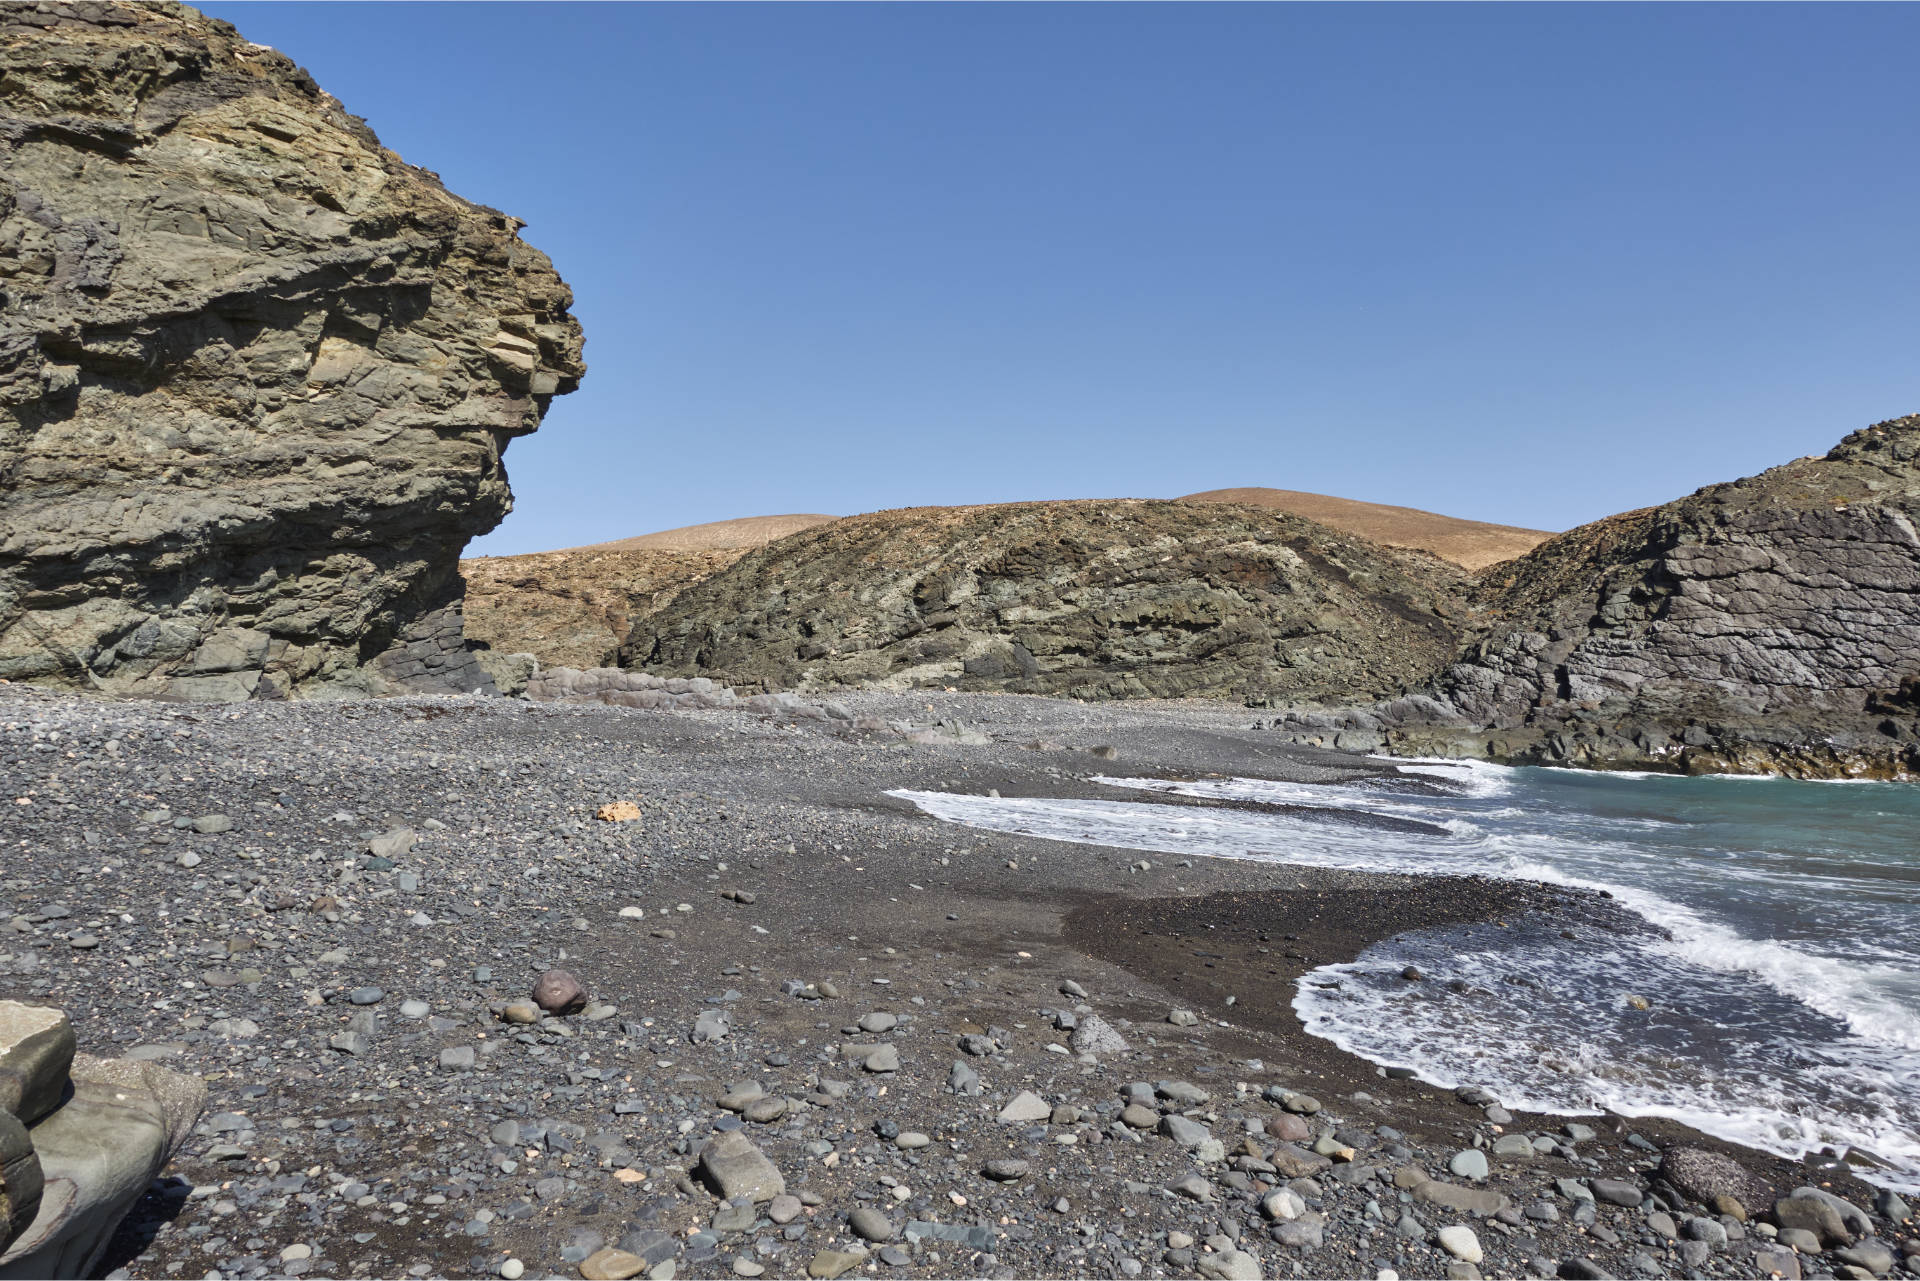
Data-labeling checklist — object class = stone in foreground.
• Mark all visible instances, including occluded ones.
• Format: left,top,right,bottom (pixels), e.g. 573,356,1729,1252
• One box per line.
0,1004,74,1128
696,1132,785,1203
0,1051,206,1279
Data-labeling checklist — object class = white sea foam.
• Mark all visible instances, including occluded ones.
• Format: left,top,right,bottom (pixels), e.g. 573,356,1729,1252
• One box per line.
891,761,1920,1189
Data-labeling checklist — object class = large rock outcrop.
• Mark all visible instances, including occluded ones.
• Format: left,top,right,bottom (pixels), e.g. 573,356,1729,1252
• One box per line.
0,1001,205,1280
0,1,583,701
1277,414,1920,778
620,500,1470,703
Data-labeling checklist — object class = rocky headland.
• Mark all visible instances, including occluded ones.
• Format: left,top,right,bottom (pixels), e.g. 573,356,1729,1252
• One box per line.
0,0,583,703
1272,414,1920,779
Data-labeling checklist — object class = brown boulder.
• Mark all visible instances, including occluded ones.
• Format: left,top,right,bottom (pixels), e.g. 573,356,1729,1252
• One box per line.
532,970,587,1016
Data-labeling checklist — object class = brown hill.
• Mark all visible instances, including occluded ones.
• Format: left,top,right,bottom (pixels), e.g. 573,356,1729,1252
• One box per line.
463,515,838,667
622,500,1471,702
463,546,744,671
569,514,839,554
1177,488,1552,572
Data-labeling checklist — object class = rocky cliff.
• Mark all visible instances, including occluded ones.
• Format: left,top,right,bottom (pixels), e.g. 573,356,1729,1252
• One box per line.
1276,415,1920,778
0,1,583,701
621,500,1470,703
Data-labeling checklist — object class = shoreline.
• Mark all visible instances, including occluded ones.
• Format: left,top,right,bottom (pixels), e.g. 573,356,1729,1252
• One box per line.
0,684,1904,1279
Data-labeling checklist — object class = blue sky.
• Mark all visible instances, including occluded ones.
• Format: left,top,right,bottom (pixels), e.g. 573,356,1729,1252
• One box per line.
201,2,1920,556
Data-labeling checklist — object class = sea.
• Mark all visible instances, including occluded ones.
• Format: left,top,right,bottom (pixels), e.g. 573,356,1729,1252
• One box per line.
893,760,1920,1193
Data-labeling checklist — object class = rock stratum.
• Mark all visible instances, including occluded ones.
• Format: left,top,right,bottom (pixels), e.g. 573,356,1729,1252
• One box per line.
1277,414,1920,778
621,500,1471,703
0,0,583,702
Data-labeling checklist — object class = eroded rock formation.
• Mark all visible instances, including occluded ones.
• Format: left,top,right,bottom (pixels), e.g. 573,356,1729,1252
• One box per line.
0,1,583,701
622,500,1470,703
0,1001,205,1280
1277,414,1920,778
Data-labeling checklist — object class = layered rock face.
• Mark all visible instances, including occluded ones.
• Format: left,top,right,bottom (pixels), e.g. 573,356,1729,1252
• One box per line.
622,501,1470,703
0,1001,205,1279
0,1,583,701
1279,415,1920,777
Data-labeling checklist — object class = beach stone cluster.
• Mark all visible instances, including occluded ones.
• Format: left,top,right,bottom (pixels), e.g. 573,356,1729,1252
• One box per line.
1,678,1912,1279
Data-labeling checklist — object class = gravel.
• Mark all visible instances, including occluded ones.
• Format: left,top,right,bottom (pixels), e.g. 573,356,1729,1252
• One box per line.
0,682,1898,1281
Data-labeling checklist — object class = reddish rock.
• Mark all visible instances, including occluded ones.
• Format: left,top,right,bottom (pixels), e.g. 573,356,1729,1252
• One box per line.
532,970,586,1016
1266,1112,1312,1143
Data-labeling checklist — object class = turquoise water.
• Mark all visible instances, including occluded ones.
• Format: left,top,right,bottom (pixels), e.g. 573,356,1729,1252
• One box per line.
895,761,1920,1191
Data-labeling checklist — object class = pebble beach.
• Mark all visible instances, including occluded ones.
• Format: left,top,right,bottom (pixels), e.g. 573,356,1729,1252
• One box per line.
0,683,1909,1281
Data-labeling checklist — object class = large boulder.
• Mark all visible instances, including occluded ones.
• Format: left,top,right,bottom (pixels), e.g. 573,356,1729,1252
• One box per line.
0,1,584,701
0,1003,205,1280
621,500,1469,704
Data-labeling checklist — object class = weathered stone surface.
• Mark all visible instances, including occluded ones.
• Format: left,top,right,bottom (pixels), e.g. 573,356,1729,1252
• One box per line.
0,1003,73,1127
1657,1147,1772,1213
1277,415,1920,778
0,1110,43,1255
695,1130,784,1203
0,1053,207,1279
0,1,583,701
622,500,1468,703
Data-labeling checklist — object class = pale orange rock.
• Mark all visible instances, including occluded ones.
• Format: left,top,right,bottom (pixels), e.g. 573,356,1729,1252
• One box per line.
595,801,642,822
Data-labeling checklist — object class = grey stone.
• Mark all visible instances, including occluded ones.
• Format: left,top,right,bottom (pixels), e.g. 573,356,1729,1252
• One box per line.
0,1003,74,1127
1591,1179,1644,1208
847,1207,894,1242
697,1132,785,1203
1774,1195,1853,1247
997,1091,1051,1123
1068,1014,1128,1056
1159,1115,1212,1148
1449,1149,1490,1181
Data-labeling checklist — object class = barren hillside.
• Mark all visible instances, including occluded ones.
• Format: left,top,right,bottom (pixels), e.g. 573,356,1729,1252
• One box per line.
623,499,1471,703
1178,488,1552,571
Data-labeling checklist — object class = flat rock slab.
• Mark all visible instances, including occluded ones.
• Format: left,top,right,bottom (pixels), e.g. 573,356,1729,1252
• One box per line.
0,1003,74,1127
806,1248,868,1279
0,1054,206,1280
1413,1178,1511,1217
696,1131,785,1203
997,1091,1051,1123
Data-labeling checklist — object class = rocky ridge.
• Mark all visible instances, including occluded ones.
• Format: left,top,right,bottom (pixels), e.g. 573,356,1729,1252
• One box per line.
621,501,1471,705
0,0,583,702
1273,415,1920,778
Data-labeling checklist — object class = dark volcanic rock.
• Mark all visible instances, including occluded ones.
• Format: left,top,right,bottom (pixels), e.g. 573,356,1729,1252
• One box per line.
1656,1147,1772,1214
0,1,584,701
621,500,1469,703
1278,414,1920,778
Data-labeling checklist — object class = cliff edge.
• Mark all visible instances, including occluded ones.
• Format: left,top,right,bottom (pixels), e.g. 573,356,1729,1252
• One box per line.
0,1,584,700
1277,414,1920,778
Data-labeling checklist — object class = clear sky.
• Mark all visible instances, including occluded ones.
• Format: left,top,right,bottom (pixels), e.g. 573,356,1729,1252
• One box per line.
200,2,1920,556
